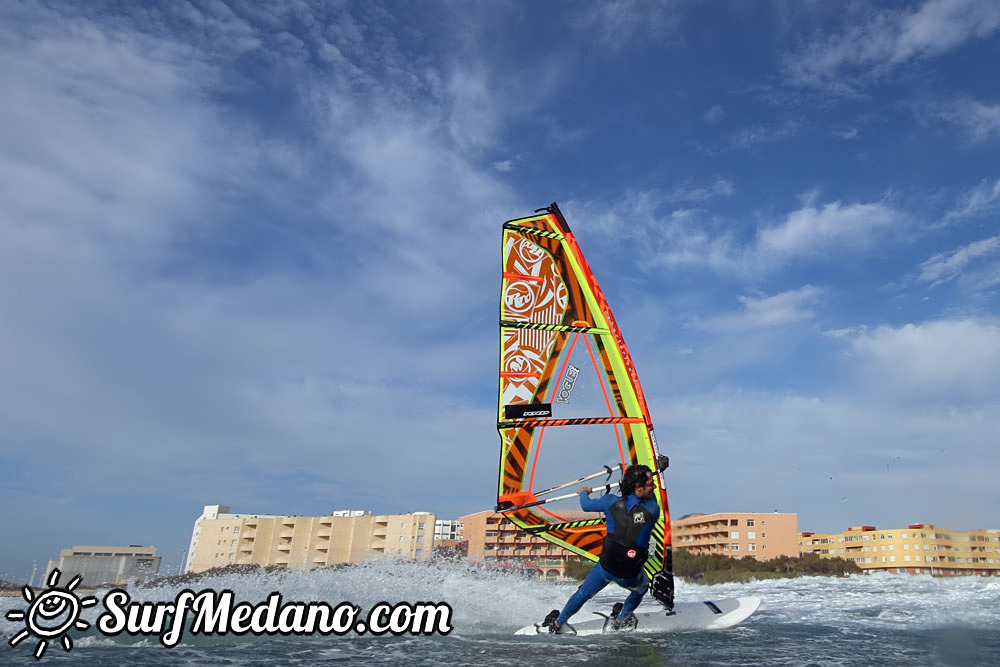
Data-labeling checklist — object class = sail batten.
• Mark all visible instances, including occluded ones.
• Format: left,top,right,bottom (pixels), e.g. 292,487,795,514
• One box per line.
496,202,672,580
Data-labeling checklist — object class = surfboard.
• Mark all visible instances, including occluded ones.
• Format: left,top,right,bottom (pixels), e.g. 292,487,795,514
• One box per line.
514,596,761,636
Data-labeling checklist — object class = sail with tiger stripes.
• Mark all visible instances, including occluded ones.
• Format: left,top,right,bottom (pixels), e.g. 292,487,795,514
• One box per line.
496,202,673,586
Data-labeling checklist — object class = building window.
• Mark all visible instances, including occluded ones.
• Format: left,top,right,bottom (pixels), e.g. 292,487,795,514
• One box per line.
747,532,756,539
748,544,756,551
747,519,755,527
730,532,740,539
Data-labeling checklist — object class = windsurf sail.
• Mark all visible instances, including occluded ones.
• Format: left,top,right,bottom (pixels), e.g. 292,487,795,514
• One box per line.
496,202,674,606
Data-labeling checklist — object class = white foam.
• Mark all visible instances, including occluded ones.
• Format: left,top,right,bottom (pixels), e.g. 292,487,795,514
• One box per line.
3,561,998,640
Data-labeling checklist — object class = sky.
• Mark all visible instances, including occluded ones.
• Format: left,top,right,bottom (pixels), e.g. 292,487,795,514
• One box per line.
2,0,999,581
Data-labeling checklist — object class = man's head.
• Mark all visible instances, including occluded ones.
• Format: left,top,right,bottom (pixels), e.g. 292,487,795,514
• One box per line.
620,464,655,499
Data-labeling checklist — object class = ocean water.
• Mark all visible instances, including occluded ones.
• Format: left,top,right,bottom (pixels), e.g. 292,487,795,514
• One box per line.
2,560,999,666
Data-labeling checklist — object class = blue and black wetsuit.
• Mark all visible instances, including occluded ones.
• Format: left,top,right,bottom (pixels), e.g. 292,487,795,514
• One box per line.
555,490,660,627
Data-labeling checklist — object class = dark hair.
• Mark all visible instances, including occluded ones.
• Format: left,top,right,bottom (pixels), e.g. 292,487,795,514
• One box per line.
620,465,653,496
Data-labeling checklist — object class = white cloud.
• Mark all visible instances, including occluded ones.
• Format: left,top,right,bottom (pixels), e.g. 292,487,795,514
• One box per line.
0,1,525,578
928,99,1000,144
727,119,801,151
446,64,503,151
847,319,1000,404
703,105,725,125
757,199,902,259
567,192,745,276
918,235,1000,285
893,0,1000,62
570,0,681,52
0,11,220,244
664,177,736,203
702,286,822,333
786,0,1000,89
656,386,1000,531
946,178,1000,220
574,192,904,278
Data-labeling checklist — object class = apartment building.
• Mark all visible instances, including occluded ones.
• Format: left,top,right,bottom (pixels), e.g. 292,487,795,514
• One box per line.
800,524,1000,576
434,519,463,542
45,545,161,588
461,509,592,579
672,512,800,560
185,505,435,573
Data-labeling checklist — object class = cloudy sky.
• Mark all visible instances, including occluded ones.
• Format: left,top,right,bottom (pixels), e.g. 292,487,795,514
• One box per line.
2,0,999,580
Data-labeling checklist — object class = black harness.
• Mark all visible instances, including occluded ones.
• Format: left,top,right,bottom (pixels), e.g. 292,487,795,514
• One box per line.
598,498,653,578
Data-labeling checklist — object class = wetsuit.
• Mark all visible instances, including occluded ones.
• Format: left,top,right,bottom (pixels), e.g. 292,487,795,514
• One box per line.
555,490,659,628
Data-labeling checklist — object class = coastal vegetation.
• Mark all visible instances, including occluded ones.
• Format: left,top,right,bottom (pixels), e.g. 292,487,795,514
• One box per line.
673,550,861,584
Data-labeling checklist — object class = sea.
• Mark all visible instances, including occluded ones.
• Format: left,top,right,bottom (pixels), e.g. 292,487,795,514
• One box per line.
2,560,998,666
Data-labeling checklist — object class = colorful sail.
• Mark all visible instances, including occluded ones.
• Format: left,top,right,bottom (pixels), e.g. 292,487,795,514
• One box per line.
496,203,673,592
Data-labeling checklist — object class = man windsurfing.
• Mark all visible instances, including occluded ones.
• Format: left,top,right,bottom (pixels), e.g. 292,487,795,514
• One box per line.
542,464,659,633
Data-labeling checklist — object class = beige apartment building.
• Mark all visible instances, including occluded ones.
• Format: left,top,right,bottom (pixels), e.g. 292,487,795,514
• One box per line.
800,524,1000,576
672,512,800,560
185,505,435,573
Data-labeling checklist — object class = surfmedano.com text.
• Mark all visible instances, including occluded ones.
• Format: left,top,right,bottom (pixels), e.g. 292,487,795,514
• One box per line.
98,589,453,647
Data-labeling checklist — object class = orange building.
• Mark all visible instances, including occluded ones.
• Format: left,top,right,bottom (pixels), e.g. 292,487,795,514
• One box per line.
460,509,593,580
672,512,800,560
458,509,800,576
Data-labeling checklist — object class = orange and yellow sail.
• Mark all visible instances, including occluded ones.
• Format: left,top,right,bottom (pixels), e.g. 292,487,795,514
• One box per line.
496,203,672,582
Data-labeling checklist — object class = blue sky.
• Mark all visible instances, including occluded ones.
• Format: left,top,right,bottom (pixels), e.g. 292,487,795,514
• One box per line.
2,0,999,580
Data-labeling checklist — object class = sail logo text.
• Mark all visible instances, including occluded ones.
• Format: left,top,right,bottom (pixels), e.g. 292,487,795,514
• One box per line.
6,574,452,660
555,364,580,403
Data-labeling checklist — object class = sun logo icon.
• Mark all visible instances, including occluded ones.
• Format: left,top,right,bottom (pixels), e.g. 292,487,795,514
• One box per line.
6,568,97,660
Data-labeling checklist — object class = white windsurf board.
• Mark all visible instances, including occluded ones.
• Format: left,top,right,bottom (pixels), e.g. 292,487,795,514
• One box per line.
514,596,760,636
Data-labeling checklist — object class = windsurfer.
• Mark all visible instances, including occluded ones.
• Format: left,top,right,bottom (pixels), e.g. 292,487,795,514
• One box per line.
542,465,659,633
